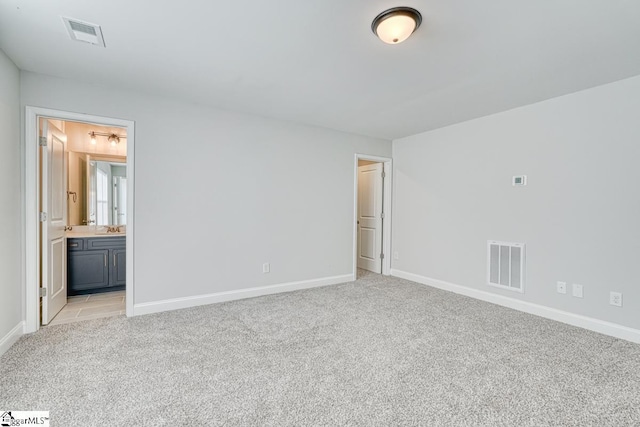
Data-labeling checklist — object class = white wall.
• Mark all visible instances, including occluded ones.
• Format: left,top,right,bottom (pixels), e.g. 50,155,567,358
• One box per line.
392,75,640,330
0,50,21,341
20,72,391,305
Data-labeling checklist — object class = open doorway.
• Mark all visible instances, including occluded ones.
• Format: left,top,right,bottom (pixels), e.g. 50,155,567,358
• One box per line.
353,154,392,279
24,107,135,334
40,119,128,326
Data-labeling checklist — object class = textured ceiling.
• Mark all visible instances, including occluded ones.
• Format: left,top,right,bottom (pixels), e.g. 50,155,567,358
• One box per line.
1,0,640,139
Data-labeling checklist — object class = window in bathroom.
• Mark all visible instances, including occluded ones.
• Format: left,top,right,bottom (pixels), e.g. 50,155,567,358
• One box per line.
96,168,109,225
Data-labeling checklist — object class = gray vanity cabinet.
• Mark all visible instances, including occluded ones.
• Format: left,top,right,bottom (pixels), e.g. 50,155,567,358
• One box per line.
67,249,109,292
111,249,127,286
68,236,126,295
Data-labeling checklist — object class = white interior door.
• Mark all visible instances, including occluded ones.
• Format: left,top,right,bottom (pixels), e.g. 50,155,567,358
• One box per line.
41,119,68,325
357,163,383,273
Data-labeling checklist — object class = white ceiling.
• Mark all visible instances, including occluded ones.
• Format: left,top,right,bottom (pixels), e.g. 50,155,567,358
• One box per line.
1,1,640,140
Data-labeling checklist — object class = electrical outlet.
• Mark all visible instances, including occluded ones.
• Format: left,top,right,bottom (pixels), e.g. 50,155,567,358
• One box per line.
610,292,623,307
572,283,583,298
262,262,270,273
556,281,567,294
394,251,399,260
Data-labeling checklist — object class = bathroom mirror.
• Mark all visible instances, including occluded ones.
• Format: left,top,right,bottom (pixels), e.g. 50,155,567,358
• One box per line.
68,153,127,226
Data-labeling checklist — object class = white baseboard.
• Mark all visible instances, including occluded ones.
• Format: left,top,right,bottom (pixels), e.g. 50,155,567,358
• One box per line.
391,269,640,344
133,274,353,316
0,321,25,357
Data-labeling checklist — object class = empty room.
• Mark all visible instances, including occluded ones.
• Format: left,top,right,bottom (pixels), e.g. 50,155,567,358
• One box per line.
1,1,639,425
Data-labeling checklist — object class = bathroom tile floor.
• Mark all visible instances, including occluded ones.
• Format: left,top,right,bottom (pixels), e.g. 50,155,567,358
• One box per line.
48,290,125,326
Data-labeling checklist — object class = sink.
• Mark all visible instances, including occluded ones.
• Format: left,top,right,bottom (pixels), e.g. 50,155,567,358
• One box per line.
95,227,126,235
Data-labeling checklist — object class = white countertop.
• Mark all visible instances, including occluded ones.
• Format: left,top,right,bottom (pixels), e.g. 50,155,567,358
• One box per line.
66,233,126,238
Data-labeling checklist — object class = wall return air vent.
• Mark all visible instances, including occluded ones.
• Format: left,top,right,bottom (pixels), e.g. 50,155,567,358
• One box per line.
487,240,525,293
62,17,105,47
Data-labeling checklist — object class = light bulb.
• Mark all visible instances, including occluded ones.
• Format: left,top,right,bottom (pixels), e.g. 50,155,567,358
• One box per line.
90,133,97,145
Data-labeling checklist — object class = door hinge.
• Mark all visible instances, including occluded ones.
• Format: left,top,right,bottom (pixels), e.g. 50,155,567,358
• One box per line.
39,287,47,298
380,253,385,259
39,212,47,222
381,212,385,219
381,171,386,179
39,136,47,147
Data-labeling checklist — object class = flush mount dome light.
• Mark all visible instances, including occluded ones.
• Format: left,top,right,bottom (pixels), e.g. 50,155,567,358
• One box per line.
372,6,422,44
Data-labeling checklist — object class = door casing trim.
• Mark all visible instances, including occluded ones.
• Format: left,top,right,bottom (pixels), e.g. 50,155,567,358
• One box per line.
24,106,135,333
353,154,392,279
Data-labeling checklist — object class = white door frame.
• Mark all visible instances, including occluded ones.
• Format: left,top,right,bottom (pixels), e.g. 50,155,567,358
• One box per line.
24,106,136,334
353,154,392,279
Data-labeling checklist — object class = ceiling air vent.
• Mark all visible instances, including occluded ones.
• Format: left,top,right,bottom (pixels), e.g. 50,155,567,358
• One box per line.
62,17,105,47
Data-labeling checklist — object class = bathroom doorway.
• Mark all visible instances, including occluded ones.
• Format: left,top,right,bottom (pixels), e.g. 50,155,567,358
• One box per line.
24,107,135,333
42,119,128,325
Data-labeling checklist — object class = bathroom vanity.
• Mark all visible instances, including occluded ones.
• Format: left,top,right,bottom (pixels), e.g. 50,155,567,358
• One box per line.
67,235,126,295
65,152,128,295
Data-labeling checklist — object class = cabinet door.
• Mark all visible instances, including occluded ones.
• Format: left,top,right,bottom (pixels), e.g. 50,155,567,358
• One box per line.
110,249,126,286
68,249,109,294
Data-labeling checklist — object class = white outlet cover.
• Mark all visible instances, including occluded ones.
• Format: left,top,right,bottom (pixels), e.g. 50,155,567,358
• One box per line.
610,292,623,307
572,283,583,298
394,251,399,260
557,281,567,294
262,263,270,273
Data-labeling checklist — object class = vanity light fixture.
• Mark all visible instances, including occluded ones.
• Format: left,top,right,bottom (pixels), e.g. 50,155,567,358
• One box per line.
108,134,120,146
371,7,422,45
88,131,126,146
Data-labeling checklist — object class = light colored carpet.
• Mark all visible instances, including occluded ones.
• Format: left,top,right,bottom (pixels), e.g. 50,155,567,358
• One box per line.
2,270,639,426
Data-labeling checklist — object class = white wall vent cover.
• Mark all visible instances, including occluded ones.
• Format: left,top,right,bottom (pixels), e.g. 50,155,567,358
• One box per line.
487,240,525,293
62,17,105,47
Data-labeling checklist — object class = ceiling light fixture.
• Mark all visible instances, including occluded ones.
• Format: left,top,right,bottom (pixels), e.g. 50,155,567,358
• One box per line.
88,131,126,146
371,7,422,45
